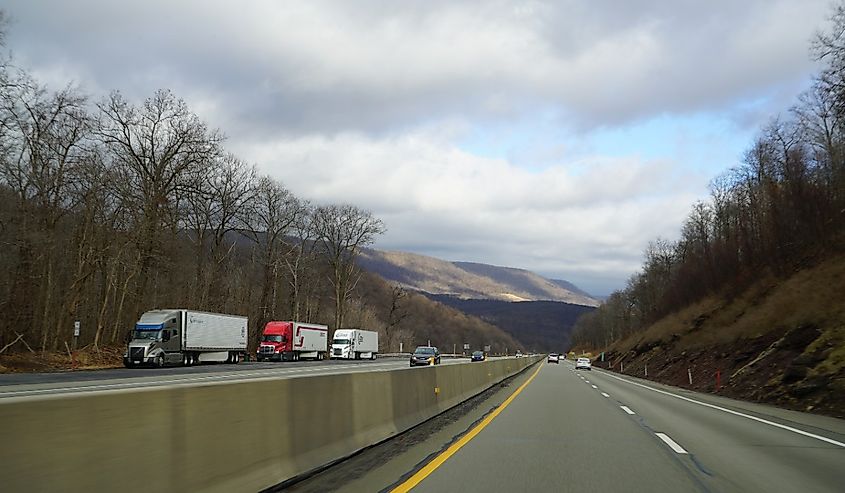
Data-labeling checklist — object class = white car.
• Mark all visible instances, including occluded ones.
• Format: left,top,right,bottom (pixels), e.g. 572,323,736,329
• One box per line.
575,357,592,370
547,353,559,364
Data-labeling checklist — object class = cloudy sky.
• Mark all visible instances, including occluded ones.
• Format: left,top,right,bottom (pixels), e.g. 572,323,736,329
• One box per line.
3,0,833,295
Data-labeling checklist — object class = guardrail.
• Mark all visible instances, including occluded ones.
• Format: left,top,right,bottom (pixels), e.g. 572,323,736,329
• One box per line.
0,355,542,492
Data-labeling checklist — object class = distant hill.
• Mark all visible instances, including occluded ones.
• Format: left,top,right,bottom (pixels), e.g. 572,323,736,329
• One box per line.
428,295,595,352
358,249,599,307
549,278,596,300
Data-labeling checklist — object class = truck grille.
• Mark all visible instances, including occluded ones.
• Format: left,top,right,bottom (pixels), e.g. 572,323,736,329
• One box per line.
259,346,275,355
333,348,342,356
130,347,145,361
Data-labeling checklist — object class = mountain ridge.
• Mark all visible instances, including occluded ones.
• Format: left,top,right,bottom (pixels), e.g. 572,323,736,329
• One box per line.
358,248,599,307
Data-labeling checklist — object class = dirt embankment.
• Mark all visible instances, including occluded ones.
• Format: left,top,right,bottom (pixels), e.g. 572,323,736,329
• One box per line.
594,255,845,418
0,346,124,373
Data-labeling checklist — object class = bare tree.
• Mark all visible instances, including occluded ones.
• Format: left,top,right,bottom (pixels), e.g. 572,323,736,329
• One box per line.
96,89,222,311
182,154,257,309
312,204,385,331
243,176,303,336
384,285,409,351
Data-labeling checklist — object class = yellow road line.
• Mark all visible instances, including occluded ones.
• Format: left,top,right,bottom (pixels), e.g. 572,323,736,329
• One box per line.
391,362,544,493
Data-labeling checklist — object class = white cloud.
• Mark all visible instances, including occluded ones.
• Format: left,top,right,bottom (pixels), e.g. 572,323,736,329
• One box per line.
4,0,829,135
242,132,704,293
2,0,831,293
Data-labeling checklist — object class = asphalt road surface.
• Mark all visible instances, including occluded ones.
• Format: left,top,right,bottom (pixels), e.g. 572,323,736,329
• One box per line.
0,355,481,400
332,359,845,493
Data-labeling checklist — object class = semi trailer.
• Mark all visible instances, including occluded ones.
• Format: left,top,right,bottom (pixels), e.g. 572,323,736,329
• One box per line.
256,321,328,361
331,329,378,360
124,309,247,367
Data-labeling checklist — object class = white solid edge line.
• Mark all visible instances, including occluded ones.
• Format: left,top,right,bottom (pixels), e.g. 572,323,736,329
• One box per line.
601,392,610,398
620,405,636,415
601,371,845,448
656,432,688,454
591,385,598,389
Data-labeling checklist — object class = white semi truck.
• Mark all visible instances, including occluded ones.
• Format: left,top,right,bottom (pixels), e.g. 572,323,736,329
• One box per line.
331,329,378,360
124,309,247,367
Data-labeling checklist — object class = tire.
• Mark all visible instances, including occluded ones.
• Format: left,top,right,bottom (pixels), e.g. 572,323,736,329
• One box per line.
371,353,376,360
123,360,134,369
182,353,189,366
155,355,164,368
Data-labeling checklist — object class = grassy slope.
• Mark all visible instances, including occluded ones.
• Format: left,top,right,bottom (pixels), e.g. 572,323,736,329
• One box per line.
599,254,845,417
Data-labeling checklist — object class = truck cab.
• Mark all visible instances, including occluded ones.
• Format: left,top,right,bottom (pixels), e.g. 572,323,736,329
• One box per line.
125,310,182,367
257,322,292,361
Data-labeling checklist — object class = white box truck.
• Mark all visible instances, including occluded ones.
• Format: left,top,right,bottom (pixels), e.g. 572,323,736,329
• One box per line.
124,309,247,367
331,329,378,360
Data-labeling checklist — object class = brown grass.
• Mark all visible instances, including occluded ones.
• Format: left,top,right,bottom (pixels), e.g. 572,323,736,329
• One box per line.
0,346,124,373
612,253,845,356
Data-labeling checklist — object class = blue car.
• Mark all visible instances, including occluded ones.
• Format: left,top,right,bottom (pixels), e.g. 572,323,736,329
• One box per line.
471,350,486,362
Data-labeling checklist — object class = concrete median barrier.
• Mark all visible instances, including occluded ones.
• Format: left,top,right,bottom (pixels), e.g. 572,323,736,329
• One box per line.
0,356,541,492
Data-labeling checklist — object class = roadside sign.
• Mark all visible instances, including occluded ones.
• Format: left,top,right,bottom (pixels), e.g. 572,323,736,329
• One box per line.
463,343,470,350
73,321,80,337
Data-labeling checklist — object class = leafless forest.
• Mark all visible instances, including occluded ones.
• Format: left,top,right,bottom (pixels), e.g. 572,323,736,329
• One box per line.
572,6,845,349
0,12,521,355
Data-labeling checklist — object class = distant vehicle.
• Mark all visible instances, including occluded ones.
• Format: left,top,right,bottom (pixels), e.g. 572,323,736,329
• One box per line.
547,353,559,364
331,329,378,359
124,309,247,367
410,346,441,366
515,351,524,358
256,321,327,361
575,357,592,370
471,350,486,362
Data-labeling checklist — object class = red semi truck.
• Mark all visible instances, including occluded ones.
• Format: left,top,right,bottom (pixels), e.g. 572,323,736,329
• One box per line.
256,321,328,361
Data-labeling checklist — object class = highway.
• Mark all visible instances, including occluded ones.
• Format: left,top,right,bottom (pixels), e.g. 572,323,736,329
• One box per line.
0,355,479,400
315,359,845,493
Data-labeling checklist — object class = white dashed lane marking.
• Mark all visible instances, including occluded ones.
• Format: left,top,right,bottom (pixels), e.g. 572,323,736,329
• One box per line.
656,433,689,454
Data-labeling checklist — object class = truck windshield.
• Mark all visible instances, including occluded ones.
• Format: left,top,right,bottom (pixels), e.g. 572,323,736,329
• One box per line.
333,338,350,345
133,329,161,341
262,335,284,343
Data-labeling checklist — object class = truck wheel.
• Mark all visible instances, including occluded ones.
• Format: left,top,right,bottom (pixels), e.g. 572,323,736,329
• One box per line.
354,352,360,360
155,355,164,368
371,353,376,360
124,360,134,369
182,353,189,366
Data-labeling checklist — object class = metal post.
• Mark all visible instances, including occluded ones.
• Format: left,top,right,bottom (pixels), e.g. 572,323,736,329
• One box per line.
645,364,648,378
715,370,721,392
72,321,80,352
688,368,693,386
